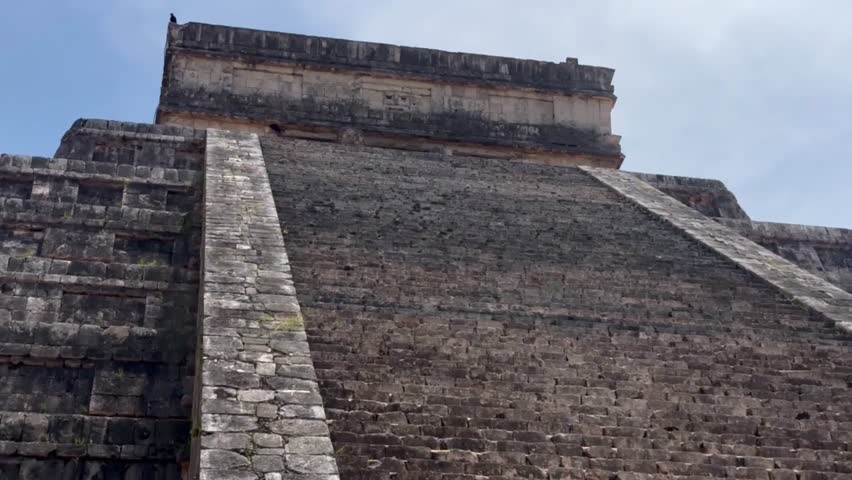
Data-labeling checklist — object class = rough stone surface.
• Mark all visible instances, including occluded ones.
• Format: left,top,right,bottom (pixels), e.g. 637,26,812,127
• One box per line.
165,23,615,95
263,136,852,480
626,172,852,296
194,129,338,479
627,171,751,220
718,219,852,294
158,22,623,167
0,119,204,479
584,166,852,333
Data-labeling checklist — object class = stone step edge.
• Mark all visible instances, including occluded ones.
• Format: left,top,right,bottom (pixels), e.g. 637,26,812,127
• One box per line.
0,318,193,364
0,439,186,461
579,166,852,334
0,255,198,284
0,197,190,233
0,271,196,293
0,154,200,188
72,126,201,144
715,218,852,246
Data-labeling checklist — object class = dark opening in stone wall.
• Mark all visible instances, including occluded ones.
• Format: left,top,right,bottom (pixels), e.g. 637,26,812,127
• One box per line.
112,236,175,267
59,292,146,327
172,150,203,170
165,190,195,213
76,182,124,208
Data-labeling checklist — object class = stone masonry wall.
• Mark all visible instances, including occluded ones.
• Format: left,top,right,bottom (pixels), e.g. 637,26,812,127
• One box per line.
582,167,852,335
625,172,852,296
717,219,852,295
0,119,204,479
158,22,622,166
627,172,750,220
193,129,337,479
263,137,852,480
164,23,616,96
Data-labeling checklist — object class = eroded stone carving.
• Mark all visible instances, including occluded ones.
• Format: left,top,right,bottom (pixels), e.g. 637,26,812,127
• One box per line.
158,22,623,168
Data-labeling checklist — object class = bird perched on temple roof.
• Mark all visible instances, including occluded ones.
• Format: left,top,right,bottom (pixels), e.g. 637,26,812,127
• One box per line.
170,13,177,24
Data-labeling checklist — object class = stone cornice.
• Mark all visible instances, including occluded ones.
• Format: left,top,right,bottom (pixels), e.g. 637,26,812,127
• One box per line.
166,22,616,98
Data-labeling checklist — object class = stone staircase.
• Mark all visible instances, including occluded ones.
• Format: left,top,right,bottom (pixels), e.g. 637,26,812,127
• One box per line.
263,137,852,480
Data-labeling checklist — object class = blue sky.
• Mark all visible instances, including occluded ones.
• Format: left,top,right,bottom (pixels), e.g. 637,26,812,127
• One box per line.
1,1,850,228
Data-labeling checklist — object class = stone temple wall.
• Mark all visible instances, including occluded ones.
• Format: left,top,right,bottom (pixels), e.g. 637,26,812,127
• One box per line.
626,173,750,220
157,22,622,168
0,119,204,479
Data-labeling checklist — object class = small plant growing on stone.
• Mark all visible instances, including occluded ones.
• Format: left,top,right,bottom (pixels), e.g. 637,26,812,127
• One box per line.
137,257,165,267
264,313,304,331
279,314,304,331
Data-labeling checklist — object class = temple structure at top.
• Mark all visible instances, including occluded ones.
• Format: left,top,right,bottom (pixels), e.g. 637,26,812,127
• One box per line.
157,22,623,167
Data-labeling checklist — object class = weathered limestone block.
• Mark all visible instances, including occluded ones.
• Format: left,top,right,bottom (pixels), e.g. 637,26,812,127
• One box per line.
30,176,78,203
158,22,623,167
56,118,206,171
0,228,43,257
192,129,338,479
59,292,145,327
123,184,168,210
75,182,124,207
0,284,61,323
41,228,115,262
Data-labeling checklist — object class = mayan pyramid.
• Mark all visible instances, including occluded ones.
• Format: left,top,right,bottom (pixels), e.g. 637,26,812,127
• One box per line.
0,21,850,480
